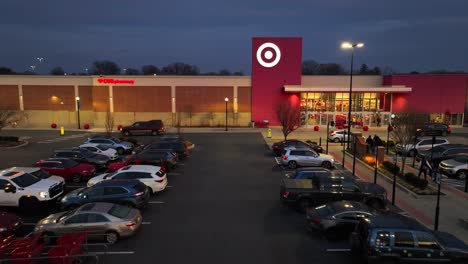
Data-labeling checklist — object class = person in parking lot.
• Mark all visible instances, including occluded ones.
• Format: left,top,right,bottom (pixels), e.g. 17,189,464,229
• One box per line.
366,135,374,154
418,155,430,179
372,135,383,153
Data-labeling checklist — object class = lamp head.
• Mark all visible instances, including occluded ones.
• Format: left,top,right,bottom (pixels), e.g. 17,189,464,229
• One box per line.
75,96,80,101
225,97,229,102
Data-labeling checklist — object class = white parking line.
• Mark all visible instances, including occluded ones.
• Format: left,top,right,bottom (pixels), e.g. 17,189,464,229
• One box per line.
166,185,173,188
274,157,281,165
149,201,165,204
142,222,151,225
24,232,33,238
326,249,351,252
94,251,135,255
168,172,181,176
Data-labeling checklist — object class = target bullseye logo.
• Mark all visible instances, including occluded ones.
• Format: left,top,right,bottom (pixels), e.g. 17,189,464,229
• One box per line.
256,42,281,68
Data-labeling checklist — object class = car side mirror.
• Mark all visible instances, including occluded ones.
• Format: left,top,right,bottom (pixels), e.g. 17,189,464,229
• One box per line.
4,185,16,193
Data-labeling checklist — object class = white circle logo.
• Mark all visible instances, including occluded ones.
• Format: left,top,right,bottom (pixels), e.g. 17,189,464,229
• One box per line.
256,42,281,68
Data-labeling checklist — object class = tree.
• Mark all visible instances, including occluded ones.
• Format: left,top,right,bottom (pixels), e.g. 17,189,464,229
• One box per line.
302,60,319,75
141,65,160,75
317,63,345,75
91,60,121,75
161,62,199,75
232,71,244,76
50,66,65,75
359,64,370,74
124,68,140,75
0,67,15,75
0,109,27,132
275,102,301,140
218,69,231,75
390,112,425,176
372,66,382,75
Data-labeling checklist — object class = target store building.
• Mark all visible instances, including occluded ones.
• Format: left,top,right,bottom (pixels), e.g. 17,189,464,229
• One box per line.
0,37,467,128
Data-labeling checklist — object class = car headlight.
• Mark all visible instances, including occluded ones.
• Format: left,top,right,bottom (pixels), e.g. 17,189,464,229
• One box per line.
39,191,48,198
34,226,42,232
330,159,335,163
0,227,7,232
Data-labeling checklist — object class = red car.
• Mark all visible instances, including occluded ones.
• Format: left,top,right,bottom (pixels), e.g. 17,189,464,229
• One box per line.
0,211,22,239
35,158,95,183
107,154,166,172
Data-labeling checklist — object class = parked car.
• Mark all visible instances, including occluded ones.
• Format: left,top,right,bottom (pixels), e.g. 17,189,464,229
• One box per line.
79,143,119,160
0,211,23,238
35,158,96,183
439,154,468,180
3,167,64,185
0,170,64,210
139,141,188,160
350,213,468,264
139,149,178,169
59,179,150,210
281,148,334,169
84,137,134,155
52,148,110,170
87,165,167,194
306,201,379,240
107,153,166,172
34,202,143,244
280,174,387,212
417,123,452,136
395,137,449,157
121,120,165,136
328,130,351,143
285,167,332,179
416,144,468,167
160,135,195,150
272,139,323,156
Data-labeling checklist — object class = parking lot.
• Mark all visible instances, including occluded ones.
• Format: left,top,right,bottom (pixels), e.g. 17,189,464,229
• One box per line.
1,130,353,264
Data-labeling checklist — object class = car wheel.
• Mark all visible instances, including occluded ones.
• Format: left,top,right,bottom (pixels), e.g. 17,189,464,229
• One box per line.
151,130,157,136
457,170,467,180
41,231,56,245
117,148,125,155
297,199,310,213
123,131,131,136
333,138,340,143
72,173,82,183
105,231,119,244
19,197,40,214
442,131,447,136
408,149,417,157
322,161,332,169
288,161,298,169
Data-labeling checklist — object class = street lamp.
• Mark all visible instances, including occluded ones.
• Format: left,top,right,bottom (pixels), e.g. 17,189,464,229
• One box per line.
341,41,364,149
75,96,81,129
225,97,229,131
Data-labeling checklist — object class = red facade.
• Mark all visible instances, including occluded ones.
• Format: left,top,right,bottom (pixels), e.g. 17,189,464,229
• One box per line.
251,37,303,125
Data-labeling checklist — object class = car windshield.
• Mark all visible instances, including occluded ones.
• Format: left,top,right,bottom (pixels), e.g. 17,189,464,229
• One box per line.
58,209,77,222
454,155,468,163
96,144,109,151
315,204,336,216
108,204,131,219
103,171,118,179
111,138,122,144
11,173,41,187
61,159,79,167
30,169,51,179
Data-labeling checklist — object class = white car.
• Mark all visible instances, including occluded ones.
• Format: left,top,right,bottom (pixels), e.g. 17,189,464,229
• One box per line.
0,169,64,210
79,143,119,160
5,167,65,185
281,148,335,169
87,165,167,194
395,137,449,157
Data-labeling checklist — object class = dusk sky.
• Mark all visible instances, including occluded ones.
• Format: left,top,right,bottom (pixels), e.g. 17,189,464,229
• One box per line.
1,0,467,74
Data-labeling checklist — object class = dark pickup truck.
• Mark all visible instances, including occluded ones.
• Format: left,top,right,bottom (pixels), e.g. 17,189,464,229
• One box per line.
280,174,387,212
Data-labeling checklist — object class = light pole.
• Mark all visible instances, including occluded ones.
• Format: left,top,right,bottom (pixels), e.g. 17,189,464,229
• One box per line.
225,97,229,131
75,96,81,129
341,42,364,149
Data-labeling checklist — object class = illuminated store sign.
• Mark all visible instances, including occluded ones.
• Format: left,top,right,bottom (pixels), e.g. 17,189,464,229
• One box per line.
97,78,135,85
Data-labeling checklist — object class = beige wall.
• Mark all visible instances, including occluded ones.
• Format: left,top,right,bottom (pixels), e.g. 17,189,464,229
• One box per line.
301,75,383,88
0,85,19,109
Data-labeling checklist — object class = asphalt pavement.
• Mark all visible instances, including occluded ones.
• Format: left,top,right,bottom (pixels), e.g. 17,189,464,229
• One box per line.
0,130,352,264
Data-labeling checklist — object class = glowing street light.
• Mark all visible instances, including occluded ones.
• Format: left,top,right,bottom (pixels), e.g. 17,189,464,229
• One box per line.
225,97,229,131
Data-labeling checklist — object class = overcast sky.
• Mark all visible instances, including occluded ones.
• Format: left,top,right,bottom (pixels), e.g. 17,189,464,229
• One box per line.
1,0,467,74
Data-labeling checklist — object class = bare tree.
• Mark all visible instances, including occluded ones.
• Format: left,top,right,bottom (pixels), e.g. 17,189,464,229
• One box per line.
390,112,422,175
0,109,27,132
104,111,114,137
275,102,301,140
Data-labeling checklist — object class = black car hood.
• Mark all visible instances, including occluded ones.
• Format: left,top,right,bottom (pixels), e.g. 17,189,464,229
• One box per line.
419,150,441,158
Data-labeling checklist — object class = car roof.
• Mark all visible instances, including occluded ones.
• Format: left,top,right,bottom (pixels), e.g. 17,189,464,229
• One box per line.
118,165,160,172
79,143,99,147
0,169,28,178
3,167,40,173
366,213,429,231
94,179,141,188
328,201,371,213
78,202,114,213
285,147,314,151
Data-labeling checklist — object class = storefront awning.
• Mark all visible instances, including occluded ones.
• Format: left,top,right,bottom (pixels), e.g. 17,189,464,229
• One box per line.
284,85,412,93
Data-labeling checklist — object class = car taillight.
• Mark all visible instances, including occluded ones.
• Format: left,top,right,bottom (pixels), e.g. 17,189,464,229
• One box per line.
125,221,136,227
161,166,166,172
282,155,288,160
310,218,321,224
133,192,144,197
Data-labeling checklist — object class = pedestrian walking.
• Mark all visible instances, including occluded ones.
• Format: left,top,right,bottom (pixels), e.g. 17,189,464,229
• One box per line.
373,135,383,154
366,135,374,153
376,116,381,127
418,156,428,178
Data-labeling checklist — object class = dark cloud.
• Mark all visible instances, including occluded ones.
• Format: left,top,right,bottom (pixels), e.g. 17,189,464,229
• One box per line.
1,0,467,73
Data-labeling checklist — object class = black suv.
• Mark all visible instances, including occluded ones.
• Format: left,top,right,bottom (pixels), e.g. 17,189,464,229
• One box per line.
350,214,468,264
280,174,387,212
52,148,110,170
417,123,451,136
416,144,468,167
121,120,165,136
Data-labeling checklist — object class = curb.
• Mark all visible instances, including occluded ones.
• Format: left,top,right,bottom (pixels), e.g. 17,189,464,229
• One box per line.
0,140,29,150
